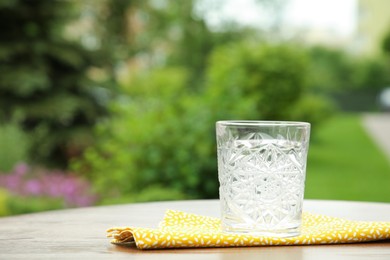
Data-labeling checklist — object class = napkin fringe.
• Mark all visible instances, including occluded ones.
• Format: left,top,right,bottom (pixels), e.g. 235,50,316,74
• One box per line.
107,227,137,247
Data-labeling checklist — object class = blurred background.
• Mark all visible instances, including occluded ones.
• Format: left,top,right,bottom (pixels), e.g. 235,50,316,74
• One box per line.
1,0,390,216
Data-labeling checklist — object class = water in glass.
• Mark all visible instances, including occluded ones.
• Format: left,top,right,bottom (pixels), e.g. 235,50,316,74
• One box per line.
217,125,309,237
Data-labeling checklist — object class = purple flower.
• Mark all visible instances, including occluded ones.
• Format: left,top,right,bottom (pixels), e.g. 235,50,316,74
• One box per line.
0,163,98,208
25,179,42,195
3,175,22,192
13,163,29,176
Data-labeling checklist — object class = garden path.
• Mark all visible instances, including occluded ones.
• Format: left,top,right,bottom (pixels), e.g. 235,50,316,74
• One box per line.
362,113,390,163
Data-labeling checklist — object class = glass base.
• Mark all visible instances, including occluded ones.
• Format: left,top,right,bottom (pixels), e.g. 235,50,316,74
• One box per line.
221,225,301,238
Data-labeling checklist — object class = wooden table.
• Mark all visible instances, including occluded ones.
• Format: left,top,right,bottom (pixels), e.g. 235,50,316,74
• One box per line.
0,199,389,259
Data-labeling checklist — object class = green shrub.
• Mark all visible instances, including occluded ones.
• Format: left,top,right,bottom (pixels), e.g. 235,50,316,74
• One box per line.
101,185,189,205
6,196,64,215
205,41,309,120
288,94,336,133
74,67,219,199
306,45,390,111
0,188,64,217
0,123,30,172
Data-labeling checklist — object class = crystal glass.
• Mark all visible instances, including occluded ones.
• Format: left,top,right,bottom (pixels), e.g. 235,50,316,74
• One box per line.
216,121,311,237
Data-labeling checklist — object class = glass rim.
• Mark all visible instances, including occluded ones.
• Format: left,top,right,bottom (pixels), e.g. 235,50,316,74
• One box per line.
216,120,310,127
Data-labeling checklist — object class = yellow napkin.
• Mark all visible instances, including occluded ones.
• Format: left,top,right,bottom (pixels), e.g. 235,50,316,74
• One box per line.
107,210,390,249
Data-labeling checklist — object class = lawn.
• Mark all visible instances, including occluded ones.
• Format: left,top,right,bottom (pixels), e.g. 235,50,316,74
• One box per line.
305,113,390,202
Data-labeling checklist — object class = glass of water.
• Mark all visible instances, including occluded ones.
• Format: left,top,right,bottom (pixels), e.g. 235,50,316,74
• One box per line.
216,121,311,237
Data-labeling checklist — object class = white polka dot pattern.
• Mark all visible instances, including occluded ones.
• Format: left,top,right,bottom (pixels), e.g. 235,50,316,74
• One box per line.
107,210,390,249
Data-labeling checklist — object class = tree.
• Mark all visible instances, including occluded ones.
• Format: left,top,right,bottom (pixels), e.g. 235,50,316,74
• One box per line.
382,27,390,55
82,0,259,89
0,0,109,167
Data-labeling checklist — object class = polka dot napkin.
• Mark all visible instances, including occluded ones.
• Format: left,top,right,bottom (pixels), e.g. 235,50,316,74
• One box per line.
107,210,390,249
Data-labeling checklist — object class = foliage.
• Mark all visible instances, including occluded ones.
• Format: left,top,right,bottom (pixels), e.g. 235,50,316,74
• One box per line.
0,163,97,215
306,46,354,94
84,0,256,89
0,0,109,167
5,195,64,216
382,27,390,55
204,41,336,133
74,67,213,201
74,41,334,202
0,0,259,170
204,41,327,121
151,0,251,87
288,94,335,129
0,123,30,172
351,58,390,91
306,46,390,111
101,185,188,205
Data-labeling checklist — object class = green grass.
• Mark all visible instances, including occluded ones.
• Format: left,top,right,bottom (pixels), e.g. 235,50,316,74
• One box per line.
305,113,390,202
